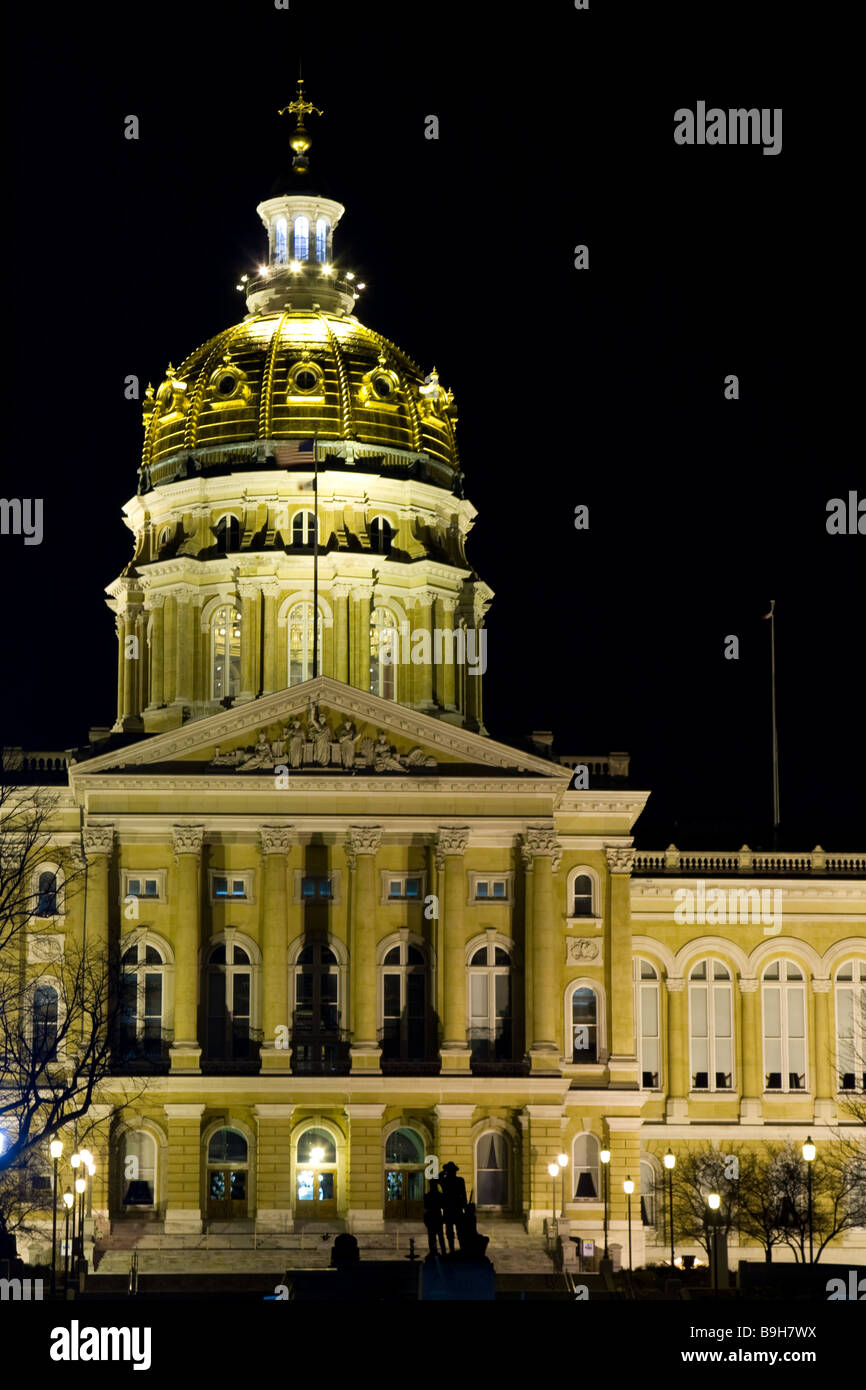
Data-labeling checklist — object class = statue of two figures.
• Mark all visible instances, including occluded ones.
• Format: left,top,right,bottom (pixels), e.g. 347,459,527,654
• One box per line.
210,706,437,773
423,1162,489,1261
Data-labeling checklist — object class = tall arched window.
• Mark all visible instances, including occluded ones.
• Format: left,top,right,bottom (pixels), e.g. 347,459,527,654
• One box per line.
32,984,59,1063
573,1133,600,1199
369,516,394,554
370,606,398,700
293,215,309,260
634,958,661,1089
384,1127,426,1219
315,217,329,262
119,941,166,1061
293,942,341,1073
640,1160,657,1226
211,606,242,700
381,941,428,1064
207,1128,249,1220
287,602,322,684
468,943,512,1062
207,941,251,1062
295,1126,337,1217
291,510,317,547
571,986,598,1062
836,961,866,1091
572,874,593,916
762,959,806,1091
475,1131,510,1208
689,959,733,1090
120,1130,157,1209
36,870,59,917
274,216,288,264
214,515,240,553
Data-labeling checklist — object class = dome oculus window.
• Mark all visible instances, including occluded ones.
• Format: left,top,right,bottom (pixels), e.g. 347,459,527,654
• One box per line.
288,361,324,397
371,374,394,400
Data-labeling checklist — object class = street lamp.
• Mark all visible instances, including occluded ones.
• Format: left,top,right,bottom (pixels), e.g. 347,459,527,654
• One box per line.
75,1174,87,1266
600,1147,611,1259
663,1148,677,1269
557,1152,569,1218
70,1154,81,1259
62,1189,74,1295
802,1136,816,1264
49,1139,63,1296
707,1192,721,1294
623,1177,635,1271
548,1163,560,1225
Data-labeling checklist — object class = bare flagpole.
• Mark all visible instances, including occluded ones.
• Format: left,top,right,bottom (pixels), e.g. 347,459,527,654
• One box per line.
762,600,780,844
312,435,319,679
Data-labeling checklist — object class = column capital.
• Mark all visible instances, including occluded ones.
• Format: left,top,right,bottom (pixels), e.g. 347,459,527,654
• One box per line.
144,590,166,611
346,826,382,866
253,1104,296,1121
260,580,282,599
163,1103,205,1120
260,825,293,856
811,978,832,994
521,824,562,870
172,824,205,858
604,844,635,874
435,825,470,865
666,977,686,993
739,977,759,994
345,1104,386,1120
439,596,459,615
330,581,354,600
434,1104,476,1120
350,582,374,602
83,825,115,856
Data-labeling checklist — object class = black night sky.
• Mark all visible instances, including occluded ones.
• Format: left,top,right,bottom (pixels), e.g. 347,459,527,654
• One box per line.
5,1,864,850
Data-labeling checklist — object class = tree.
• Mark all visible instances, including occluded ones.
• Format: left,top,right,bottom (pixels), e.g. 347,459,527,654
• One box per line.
661,1142,744,1260
770,1140,866,1263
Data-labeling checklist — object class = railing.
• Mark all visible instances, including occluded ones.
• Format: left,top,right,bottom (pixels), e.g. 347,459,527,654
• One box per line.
633,846,866,875
4,748,71,773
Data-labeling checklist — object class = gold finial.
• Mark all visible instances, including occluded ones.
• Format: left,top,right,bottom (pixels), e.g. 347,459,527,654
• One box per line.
278,78,323,159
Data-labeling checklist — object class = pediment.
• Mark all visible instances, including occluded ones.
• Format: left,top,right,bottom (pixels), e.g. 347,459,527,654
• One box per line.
71,678,568,779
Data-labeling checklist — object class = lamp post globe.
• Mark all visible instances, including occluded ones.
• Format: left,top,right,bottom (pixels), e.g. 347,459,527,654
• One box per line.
600,1147,611,1259
663,1149,676,1268
557,1153,568,1218
802,1136,816,1263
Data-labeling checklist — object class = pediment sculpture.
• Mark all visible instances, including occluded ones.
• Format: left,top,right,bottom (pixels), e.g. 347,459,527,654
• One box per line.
209,706,437,773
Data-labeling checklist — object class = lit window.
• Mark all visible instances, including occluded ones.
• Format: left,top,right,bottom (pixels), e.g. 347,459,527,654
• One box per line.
127,878,158,898
274,217,288,264
370,606,398,700
836,960,866,1091
387,876,422,900
293,216,309,260
301,876,333,899
640,1161,656,1226
291,510,317,547
214,877,246,899
689,959,733,1090
120,1131,157,1208
315,217,329,262
573,1133,600,1199
287,602,321,685
763,959,807,1091
634,958,661,1089
211,605,242,701
474,878,507,900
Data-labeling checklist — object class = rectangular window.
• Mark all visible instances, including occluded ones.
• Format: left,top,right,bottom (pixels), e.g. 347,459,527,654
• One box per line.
467,872,514,905
384,873,426,901
301,876,333,899
474,878,508,900
123,871,166,903
212,875,248,900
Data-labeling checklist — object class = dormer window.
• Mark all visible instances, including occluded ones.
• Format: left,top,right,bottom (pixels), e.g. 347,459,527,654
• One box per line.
369,516,394,554
293,216,310,260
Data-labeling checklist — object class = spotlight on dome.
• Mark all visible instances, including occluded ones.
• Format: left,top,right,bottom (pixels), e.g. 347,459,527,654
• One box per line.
357,282,366,290
240,274,249,282
290,260,301,272
321,264,332,275
258,266,267,276
346,272,355,281
235,284,244,291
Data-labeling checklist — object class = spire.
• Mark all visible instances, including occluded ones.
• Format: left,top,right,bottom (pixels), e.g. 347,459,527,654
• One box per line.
277,77,323,178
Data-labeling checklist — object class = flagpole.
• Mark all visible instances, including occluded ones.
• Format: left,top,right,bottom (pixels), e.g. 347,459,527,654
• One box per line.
313,435,319,679
764,600,780,844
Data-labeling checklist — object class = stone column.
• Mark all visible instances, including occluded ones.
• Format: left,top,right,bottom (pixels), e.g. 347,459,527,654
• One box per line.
439,598,458,710
262,583,281,695
82,825,114,963
739,978,763,1121
170,825,204,1073
136,609,147,714
605,845,638,1088
523,1104,565,1234
238,586,257,703
346,1104,386,1233
114,615,125,729
163,595,177,704
172,591,193,708
605,1115,644,1267
259,825,292,1074
332,583,351,685
146,595,165,708
347,827,382,1072
163,1103,204,1234
122,609,139,722
523,826,562,1072
666,978,688,1121
413,591,435,709
254,1104,295,1233
437,827,471,1072
352,586,373,694
812,979,835,1122
434,1103,475,1195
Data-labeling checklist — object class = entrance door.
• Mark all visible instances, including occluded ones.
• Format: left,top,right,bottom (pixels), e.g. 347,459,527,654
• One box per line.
384,1168,424,1219
295,1167,337,1219
207,1167,248,1220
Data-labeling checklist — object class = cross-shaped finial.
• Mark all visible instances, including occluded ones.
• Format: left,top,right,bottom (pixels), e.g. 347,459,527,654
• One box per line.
278,78,323,127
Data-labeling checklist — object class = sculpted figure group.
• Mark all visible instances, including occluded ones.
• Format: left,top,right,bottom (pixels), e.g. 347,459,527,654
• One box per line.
210,705,437,772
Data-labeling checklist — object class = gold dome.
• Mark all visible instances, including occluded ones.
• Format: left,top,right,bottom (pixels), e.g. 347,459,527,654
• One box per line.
141,311,459,489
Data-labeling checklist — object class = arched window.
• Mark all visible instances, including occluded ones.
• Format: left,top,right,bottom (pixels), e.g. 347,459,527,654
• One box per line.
274,216,288,264
689,959,733,1090
214,515,240,553
835,960,866,1091
211,605,242,700
32,984,58,1063
36,870,58,917
640,1160,657,1226
381,940,429,1064
293,215,309,260
207,941,251,1062
291,510,317,547
572,874,593,916
293,942,341,1073
287,602,322,685
208,1128,248,1164
634,958,661,1089
762,959,806,1091
468,943,512,1062
120,1130,157,1209
119,941,166,1061
315,217,329,262
384,1127,425,1218
370,606,398,700
206,1127,249,1220
297,1126,336,1165
369,516,394,554
571,986,598,1062
295,1127,337,1215
573,1133,600,1199
475,1131,510,1208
